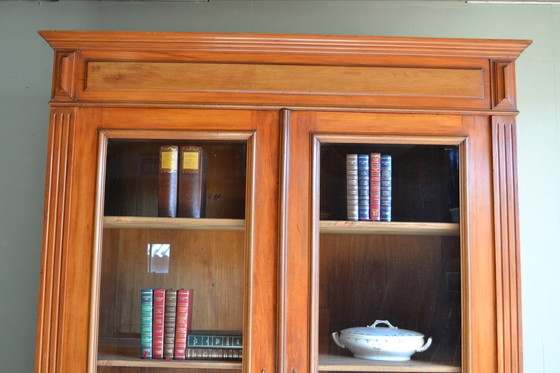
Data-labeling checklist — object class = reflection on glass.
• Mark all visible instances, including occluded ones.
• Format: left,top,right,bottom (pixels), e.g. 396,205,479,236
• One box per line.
147,243,171,274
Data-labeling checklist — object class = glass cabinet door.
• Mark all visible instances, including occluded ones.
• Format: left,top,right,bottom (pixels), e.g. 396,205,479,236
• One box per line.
317,140,462,373
89,108,280,373
283,111,470,373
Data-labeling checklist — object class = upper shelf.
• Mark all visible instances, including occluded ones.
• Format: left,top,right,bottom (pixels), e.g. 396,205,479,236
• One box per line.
103,216,245,231
320,221,459,236
103,216,459,236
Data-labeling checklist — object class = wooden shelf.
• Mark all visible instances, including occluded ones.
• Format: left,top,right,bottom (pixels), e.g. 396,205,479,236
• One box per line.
103,216,245,231
320,221,459,236
318,354,460,372
98,353,242,369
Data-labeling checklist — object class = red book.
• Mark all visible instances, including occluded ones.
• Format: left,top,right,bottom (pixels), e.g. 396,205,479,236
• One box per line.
174,289,194,360
152,289,166,359
369,153,381,221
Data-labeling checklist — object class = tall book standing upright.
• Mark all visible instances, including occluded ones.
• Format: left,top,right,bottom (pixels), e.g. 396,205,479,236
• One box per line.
158,146,179,217
346,154,358,221
174,289,194,360
178,146,208,218
140,289,153,359
380,155,392,222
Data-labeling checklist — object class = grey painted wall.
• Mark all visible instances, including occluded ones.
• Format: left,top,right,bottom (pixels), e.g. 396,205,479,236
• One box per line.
0,1,558,372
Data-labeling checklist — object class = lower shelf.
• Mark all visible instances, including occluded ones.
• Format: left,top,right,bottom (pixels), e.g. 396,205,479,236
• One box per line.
98,338,242,370
98,353,242,369
318,354,461,372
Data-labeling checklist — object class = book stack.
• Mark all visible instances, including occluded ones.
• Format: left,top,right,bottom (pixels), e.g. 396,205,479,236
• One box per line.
346,153,392,222
158,145,208,218
141,288,193,360
185,330,243,360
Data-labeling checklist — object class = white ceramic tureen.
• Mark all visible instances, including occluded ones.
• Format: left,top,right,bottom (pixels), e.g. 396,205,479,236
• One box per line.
331,320,432,361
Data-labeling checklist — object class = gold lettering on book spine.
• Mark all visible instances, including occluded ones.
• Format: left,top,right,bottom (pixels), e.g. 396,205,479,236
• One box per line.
160,146,178,173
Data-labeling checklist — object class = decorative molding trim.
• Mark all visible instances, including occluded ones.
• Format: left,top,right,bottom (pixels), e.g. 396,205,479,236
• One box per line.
39,31,531,60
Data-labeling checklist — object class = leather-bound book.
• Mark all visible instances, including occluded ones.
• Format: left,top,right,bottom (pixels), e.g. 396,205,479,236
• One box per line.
178,146,208,218
158,145,179,217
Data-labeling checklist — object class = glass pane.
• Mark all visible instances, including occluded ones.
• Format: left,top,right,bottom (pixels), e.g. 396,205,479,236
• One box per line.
104,140,247,219
97,138,247,371
318,143,461,372
320,144,459,223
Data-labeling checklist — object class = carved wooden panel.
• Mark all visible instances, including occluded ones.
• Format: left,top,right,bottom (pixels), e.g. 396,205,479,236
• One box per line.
83,60,486,108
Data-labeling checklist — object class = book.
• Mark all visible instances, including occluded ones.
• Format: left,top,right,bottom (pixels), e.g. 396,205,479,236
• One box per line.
187,330,243,349
152,288,166,359
158,145,179,217
174,289,194,360
140,289,153,359
185,347,242,360
369,152,381,221
178,146,208,218
357,154,370,220
163,289,177,359
346,154,359,221
380,155,392,222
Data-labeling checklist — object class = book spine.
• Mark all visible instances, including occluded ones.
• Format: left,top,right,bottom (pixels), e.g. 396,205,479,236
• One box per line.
346,154,359,221
185,348,242,360
178,146,208,218
158,145,179,217
174,289,193,360
140,289,153,359
380,155,392,222
152,289,166,359
163,289,177,359
369,152,381,221
357,154,370,220
187,334,243,349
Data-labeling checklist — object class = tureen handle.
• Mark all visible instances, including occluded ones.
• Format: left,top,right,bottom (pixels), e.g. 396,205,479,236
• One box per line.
416,337,433,352
331,332,346,349
368,320,397,329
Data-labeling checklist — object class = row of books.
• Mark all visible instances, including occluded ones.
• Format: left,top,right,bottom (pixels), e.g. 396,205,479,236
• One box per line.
140,288,242,361
158,145,208,218
346,153,392,221
141,288,193,359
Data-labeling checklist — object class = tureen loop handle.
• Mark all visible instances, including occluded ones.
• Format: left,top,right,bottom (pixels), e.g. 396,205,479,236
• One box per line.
331,332,346,349
416,337,433,352
368,320,397,329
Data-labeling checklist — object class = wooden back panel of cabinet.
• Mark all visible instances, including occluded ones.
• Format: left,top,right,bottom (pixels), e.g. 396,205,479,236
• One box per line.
37,31,529,373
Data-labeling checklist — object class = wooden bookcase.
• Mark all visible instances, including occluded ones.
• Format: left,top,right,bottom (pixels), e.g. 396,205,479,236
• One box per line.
36,31,530,373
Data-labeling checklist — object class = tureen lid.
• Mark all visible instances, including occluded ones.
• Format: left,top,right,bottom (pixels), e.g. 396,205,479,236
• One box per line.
340,320,424,338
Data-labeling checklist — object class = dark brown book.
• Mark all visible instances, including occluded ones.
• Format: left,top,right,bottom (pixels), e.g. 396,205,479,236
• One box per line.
178,146,208,218
163,289,177,359
158,145,179,217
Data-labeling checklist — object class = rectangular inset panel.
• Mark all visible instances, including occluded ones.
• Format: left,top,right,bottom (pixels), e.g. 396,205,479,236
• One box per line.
86,61,484,99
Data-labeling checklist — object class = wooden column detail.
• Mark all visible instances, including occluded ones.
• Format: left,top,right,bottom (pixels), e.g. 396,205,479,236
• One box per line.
35,109,75,373
492,116,523,373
